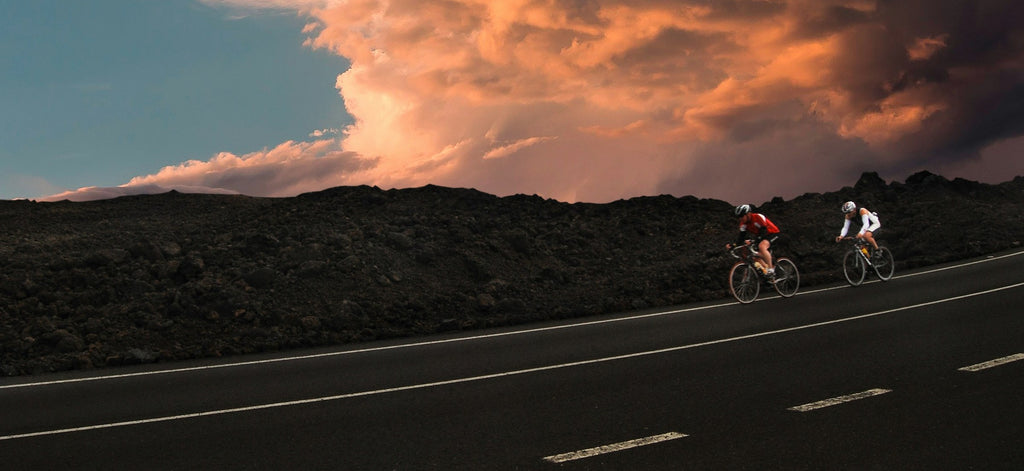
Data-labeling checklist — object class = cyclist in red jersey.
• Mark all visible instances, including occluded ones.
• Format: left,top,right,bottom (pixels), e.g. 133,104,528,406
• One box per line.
725,204,781,276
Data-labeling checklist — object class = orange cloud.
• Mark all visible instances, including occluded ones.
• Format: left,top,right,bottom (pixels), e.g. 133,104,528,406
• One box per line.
42,140,373,202
53,0,1024,203
908,34,949,61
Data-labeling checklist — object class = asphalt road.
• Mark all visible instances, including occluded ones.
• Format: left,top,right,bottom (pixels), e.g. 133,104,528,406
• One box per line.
2,249,1023,470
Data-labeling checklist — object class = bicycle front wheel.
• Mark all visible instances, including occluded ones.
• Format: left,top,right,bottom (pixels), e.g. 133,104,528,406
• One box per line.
729,262,760,304
872,246,895,281
772,257,800,297
843,250,865,286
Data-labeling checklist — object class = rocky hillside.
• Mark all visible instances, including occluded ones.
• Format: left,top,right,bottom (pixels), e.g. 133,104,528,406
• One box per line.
2,171,1022,376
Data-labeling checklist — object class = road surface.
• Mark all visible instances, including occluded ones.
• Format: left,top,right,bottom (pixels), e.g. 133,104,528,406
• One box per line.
2,249,1023,469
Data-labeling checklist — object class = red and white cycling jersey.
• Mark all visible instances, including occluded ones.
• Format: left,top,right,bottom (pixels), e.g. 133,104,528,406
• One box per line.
739,213,779,237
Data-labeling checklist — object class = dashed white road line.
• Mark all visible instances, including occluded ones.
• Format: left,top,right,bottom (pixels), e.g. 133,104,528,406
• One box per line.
788,388,892,412
543,432,687,463
959,353,1024,372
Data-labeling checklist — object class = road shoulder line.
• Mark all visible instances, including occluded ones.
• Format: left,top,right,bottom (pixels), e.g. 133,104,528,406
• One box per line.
5,251,1022,391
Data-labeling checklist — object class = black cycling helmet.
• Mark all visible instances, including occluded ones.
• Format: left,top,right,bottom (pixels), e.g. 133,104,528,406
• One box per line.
734,204,751,216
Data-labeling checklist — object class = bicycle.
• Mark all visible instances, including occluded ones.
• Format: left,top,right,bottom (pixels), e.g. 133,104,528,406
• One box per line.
726,238,800,304
840,237,894,286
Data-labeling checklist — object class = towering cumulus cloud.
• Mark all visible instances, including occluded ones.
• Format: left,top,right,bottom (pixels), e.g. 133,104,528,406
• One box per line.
48,0,1024,203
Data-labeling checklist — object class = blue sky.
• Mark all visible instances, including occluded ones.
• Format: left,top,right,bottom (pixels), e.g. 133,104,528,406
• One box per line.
1,0,349,200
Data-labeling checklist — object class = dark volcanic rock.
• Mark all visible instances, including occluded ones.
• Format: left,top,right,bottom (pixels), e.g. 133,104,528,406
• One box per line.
2,174,1023,375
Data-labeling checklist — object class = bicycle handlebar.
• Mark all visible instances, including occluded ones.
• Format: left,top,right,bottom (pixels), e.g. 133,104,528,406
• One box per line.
727,243,756,259
728,235,779,259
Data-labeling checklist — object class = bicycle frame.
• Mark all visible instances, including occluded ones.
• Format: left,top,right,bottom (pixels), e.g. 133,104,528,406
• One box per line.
732,235,777,264
841,237,894,285
730,243,765,266
726,240,799,303
851,238,873,265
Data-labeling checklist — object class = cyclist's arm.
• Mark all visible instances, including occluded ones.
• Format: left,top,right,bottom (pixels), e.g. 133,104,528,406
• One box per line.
736,230,749,246
736,219,750,246
839,218,851,238
858,209,878,235
864,211,881,233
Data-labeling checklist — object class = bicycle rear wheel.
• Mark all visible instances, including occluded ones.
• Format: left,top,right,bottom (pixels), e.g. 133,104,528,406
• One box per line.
729,262,760,304
843,250,865,286
772,257,799,297
872,246,894,281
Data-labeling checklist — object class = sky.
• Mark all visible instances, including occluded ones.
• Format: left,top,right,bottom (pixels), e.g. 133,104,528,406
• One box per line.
3,0,1023,204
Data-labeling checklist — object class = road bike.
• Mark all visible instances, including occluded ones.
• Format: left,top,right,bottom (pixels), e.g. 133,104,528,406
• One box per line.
726,238,800,304
840,237,895,286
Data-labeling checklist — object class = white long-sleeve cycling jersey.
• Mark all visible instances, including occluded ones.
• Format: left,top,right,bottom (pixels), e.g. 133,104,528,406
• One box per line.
840,208,881,237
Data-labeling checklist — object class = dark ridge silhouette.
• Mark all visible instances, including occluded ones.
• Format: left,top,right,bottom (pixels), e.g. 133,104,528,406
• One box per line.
2,171,1022,375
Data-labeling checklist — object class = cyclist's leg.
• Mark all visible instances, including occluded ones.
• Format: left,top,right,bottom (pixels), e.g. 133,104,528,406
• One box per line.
757,237,773,270
863,230,879,250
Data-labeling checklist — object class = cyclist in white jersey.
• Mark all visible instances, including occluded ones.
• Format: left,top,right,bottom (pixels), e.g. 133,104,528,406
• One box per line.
835,201,881,252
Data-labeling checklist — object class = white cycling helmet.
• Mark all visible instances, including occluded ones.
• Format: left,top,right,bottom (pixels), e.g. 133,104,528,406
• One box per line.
842,201,856,213
734,204,751,216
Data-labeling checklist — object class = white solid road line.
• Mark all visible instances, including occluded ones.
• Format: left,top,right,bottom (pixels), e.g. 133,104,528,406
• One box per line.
788,389,892,412
4,250,1022,391
0,301,737,390
958,353,1024,372
2,282,1023,441
543,432,688,463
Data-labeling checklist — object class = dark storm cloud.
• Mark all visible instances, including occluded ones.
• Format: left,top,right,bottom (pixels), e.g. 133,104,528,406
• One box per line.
871,0,1024,156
